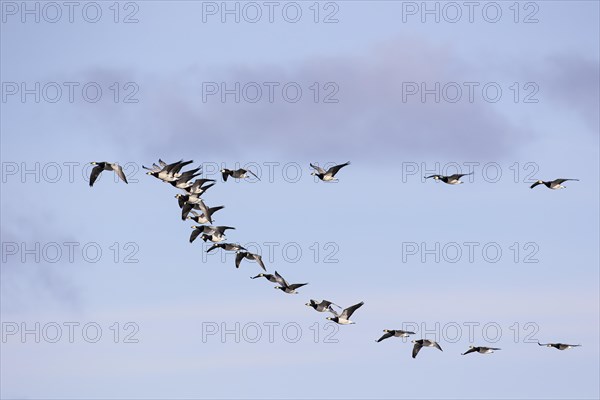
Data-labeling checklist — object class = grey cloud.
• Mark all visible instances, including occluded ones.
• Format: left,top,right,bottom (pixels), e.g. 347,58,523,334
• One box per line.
542,54,599,132
78,36,554,161
1,218,83,315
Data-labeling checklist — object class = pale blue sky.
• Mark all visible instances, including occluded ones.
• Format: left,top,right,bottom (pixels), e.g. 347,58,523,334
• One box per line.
1,1,599,399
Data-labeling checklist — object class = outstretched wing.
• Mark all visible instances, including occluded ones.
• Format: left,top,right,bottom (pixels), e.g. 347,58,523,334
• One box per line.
199,182,216,194
288,283,308,290
433,341,443,352
253,254,266,271
412,343,423,359
143,164,158,171
189,229,201,243
341,301,364,319
216,226,235,234
208,206,225,216
461,347,477,355
247,169,261,181
455,172,474,179
195,199,209,216
89,165,103,187
181,202,195,220
310,163,326,175
114,164,128,184
327,161,350,177
235,252,246,269
206,244,220,253
530,181,543,189
221,170,230,181
274,271,289,287
170,160,193,175
554,178,579,184
376,331,394,343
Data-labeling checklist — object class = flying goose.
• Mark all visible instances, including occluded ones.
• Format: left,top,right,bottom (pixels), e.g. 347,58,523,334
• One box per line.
177,175,216,194
250,272,283,284
530,178,579,190
142,159,188,172
326,301,364,325
461,346,501,355
235,251,266,271
143,162,162,173
273,271,308,294
180,201,203,221
220,168,260,182
375,329,416,343
538,342,581,350
145,159,195,182
310,162,350,182
179,196,219,221
167,168,203,189
200,233,227,243
207,243,246,253
425,172,473,185
411,339,443,358
186,206,224,224
176,187,214,206
305,299,341,314
190,225,235,243
183,179,217,195
89,162,128,187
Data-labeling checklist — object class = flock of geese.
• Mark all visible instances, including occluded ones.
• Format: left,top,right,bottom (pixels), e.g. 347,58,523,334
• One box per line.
88,159,582,358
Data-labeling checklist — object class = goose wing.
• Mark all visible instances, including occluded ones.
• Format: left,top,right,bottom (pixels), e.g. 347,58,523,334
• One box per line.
221,169,230,181
454,172,473,179
206,243,221,253
310,163,326,175
554,178,579,184
412,342,423,358
288,283,308,290
340,301,364,319
461,347,477,355
208,206,225,217
170,160,193,175
189,229,202,243
247,169,261,181
274,271,289,286
235,252,246,269
181,202,196,220
327,161,350,177
252,254,266,271
215,226,235,235
376,331,394,343
530,181,544,189
89,164,104,187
